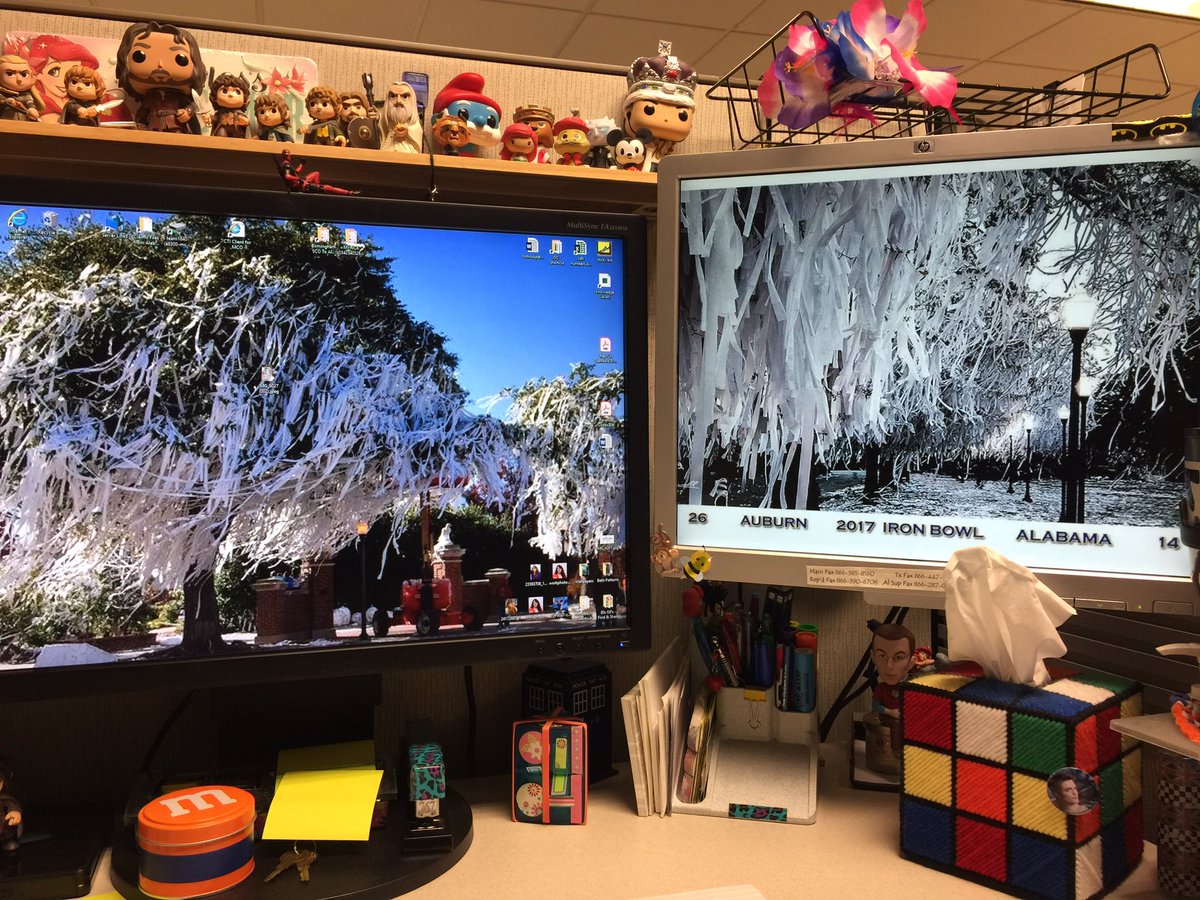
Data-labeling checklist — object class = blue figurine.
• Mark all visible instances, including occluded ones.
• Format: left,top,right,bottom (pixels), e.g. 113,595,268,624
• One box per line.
431,73,502,157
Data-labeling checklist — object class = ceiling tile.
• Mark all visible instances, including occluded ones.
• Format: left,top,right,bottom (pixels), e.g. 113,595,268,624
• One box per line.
1157,30,1200,88
692,32,774,79
994,6,1200,74
919,0,1080,62
486,0,591,9
106,0,265,24
558,15,726,70
419,0,580,57
595,0,757,30
733,1,851,37
260,0,428,41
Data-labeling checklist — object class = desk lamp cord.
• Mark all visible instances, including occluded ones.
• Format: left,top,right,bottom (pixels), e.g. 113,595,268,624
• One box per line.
464,665,477,778
140,689,200,775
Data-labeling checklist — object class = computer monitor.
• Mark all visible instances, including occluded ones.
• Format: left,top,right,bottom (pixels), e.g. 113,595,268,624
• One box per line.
0,181,649,698
655,123,1198,613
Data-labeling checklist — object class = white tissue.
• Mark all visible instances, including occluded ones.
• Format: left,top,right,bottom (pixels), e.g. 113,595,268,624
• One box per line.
944,546,1076,686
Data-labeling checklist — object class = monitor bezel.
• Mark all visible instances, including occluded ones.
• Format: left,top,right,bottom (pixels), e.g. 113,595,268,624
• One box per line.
0,177,651,700
654,123,1198,612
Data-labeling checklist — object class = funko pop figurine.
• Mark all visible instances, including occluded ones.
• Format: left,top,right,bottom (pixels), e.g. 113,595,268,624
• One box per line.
623,40,696,171
430,113,470,156
606,127,652,171
552,114,590,166
380,81,423,153
338,90,379,148
513,104,555,163
863,621,920,773
115,21,206,134
254,94,293,142
301,86,346,146
0,54,43,122
0,762,21,853
209,72,251,138
584,116,617,168
499,122,538,162
60,65,104,126
431,73,501,156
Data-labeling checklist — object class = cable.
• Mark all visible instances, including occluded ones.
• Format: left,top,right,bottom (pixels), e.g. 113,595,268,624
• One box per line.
140,689,200,775
427,146,438,202
463,665,477,778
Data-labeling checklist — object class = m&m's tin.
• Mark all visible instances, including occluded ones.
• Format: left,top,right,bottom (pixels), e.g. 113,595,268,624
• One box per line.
136,785,256,899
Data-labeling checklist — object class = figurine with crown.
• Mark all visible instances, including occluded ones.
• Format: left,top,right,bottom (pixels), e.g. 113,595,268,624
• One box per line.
623,40,696,172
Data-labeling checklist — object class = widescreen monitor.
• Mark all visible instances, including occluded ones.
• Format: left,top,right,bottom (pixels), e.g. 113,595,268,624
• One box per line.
656,124,1198,613
0,182,648,697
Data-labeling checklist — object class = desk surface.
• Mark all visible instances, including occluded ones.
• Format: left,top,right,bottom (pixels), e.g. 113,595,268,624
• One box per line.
88,747,1166,899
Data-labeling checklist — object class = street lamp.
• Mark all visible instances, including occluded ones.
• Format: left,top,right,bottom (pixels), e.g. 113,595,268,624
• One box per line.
356,519,370,640
1075,376,1096,524
1007,433,1016,493
1023,415,1035,503
1060,293,1097,524
1057,405,1070,522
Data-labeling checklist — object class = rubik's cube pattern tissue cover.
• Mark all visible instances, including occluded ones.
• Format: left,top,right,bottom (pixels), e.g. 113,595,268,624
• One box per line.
900,671,1142,899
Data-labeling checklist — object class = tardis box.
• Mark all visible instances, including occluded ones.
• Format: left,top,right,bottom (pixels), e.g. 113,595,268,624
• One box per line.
900,672,1142,900
512,715,587,825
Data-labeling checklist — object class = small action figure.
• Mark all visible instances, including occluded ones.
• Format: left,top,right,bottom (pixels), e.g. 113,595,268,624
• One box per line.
301,86,346,146
431,73,501,156
863,621,924,773
209,72,251,138
584,116,616,168
0,54,43,122
115,21,206,134
60,65,103,126
0,762,21,852
499,122,537,162
253,94,293,142
513,104,554,163
338,89,379,148
606,127,652,171
623,40,696,171
277,149,359,195
430,113,469,156
552,114,589,166
380,80,423,153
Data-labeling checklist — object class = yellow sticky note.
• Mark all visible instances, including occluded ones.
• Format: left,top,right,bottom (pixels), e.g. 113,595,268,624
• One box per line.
264,768,384,842
277,740,375,774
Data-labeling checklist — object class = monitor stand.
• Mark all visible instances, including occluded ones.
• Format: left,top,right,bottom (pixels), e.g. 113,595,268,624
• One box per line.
108,788,473,899
109,673,474,899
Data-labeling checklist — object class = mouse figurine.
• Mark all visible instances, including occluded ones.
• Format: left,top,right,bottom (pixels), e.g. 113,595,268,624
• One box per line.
606,127,653,171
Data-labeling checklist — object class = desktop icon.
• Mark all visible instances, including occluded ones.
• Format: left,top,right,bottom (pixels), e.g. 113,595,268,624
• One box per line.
105,212,124,230
165,220,186,237
599,400,613,417
6,208,27,228
598,432,614,451
137,216,154,234
597,240,612,255
549,239,562,255
525,237,539,254
597,273,612,289
602,594,615,609
599,336,612,354
574,239,587,255
41,211,58,228
226,219,246,239
314,225,331,243
344,228,360,245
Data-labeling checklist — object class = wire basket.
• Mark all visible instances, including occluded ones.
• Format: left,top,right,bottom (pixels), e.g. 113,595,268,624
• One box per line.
706,12,1173,147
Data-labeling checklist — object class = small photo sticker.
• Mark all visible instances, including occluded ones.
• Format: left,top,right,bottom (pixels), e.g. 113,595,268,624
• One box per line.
1046,767,1099,816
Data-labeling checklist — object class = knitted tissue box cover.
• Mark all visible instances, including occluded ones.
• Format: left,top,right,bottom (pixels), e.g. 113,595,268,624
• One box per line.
899,672,1142,900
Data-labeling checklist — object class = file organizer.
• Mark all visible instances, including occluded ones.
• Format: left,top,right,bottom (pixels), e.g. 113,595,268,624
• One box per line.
673,686,819,824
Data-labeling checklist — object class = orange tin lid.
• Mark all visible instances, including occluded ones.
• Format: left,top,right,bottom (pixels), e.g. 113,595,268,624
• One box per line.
137,786,256,848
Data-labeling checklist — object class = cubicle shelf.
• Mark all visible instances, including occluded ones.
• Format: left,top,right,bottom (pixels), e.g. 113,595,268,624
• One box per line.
0,120,657,216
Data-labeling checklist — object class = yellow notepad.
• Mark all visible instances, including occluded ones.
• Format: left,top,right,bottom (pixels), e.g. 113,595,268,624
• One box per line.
263,767,383,842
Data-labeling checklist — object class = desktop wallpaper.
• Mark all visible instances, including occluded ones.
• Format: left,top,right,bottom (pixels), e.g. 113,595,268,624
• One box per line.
0,205,628,665
676,150,1200,576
